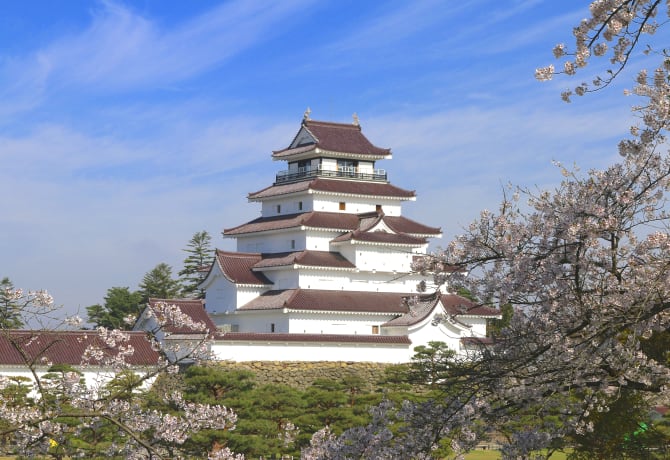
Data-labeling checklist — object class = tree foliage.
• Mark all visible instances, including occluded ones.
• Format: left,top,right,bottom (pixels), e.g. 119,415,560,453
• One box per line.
86,286,143,329
138,263,181,304
310,2,670,457
0,277,24,329
0,288,242,459
178,230,214,299
535,0,669,100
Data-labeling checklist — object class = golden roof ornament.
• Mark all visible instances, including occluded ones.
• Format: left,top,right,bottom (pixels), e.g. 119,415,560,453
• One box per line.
303,107,311,121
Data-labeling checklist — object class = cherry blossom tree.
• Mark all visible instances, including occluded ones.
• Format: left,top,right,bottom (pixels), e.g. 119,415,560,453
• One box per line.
310,2,670,457
0,288,243,459
535,0,668,101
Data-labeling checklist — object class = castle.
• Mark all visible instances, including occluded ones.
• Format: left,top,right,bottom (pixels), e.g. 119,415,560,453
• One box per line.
139,112,499,363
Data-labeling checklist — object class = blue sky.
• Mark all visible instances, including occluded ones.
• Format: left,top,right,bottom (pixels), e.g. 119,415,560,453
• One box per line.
0,0,658,316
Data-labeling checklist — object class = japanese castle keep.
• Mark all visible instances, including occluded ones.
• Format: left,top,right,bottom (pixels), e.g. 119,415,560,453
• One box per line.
140,112,499,363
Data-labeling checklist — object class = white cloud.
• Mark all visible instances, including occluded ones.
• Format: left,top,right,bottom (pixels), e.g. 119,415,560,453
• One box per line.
0,0,312,116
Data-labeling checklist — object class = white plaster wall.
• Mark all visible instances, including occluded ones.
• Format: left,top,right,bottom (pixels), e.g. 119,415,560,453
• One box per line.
236,232,304,253
261,196,313,217
298,269,429,293
458,317,489,337
354,246,414,273
286,312,390,335
298,272,348,290
236,311,289,333
304,231,335,251
299,269,419,293
311,196,403,215
346,273,423,292
211,341,411,363
409,320,465,354
237,286,268,308
236,235,268,253
269,270,300,290
205,275,239,314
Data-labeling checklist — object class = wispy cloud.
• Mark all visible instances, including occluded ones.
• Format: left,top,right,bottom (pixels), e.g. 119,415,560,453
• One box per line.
0,0,312,116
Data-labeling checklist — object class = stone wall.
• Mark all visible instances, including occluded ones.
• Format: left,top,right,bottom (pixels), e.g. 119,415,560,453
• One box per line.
215,361,400,390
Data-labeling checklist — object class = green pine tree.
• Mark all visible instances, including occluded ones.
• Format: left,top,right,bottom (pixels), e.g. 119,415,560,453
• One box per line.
178,231,213,299
138,263,181,304
86,287,143,329
0,277,24,329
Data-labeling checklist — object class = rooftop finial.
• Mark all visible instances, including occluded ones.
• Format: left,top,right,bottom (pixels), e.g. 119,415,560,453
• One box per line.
352,112,360,126
303,107,311,121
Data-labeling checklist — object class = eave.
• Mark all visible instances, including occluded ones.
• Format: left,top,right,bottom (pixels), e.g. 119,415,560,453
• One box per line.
272,146,391,163
307,189,416,201
252,264,356,272
330,239,427,248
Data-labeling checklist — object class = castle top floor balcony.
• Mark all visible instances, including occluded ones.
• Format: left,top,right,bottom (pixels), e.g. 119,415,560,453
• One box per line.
275,165,387,185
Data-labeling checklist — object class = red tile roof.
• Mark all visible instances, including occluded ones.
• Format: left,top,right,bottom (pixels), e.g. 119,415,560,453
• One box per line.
0,330,161,366
383,215,441,236
382,293,441,327
224,211,438,237
147,298,218,334
460,337,495,346
252,250,356,270
248,178,415,200
331,230,427,246
382,293,500,327
218,332,411,345
239,289,410,314
224,211,350,235
439,295,500,317
273,119,391,159
213,250,273,285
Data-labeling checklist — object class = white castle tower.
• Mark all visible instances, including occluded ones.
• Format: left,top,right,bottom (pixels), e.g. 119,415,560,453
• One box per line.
199,113,498,362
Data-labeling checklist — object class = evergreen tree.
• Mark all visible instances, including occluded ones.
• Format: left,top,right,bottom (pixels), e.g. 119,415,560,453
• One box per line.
0,277,24,329
178,231,213,299
86,287,143,329
408,341,455,389
138,263,181,304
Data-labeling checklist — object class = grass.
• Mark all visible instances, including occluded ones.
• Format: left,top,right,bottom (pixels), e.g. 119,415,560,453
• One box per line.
463,450,568,459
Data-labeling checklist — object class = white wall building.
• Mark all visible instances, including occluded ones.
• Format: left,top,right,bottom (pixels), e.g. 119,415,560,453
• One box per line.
194,113,500,363
0,330,161,396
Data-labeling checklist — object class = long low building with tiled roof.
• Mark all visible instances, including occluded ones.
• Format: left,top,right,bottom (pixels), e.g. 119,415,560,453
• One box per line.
0,330,162,393
139,113,500,363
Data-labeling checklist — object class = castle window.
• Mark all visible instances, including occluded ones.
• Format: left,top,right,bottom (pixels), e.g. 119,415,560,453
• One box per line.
339,202,346,211
271,323,276,333
371,325,380,334
338,159,357,175
291,239,296,249
298,201,303,211
376,204,382,212
276,204,281,213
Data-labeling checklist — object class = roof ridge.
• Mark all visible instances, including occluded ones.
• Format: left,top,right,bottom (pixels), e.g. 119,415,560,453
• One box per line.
304,119,361,130
216,249,262,258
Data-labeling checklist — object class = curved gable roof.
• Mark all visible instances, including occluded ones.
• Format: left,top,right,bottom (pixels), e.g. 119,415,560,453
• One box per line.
214,250,273,285
146,298,218,334
382,293,501,327
272,119,391,159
